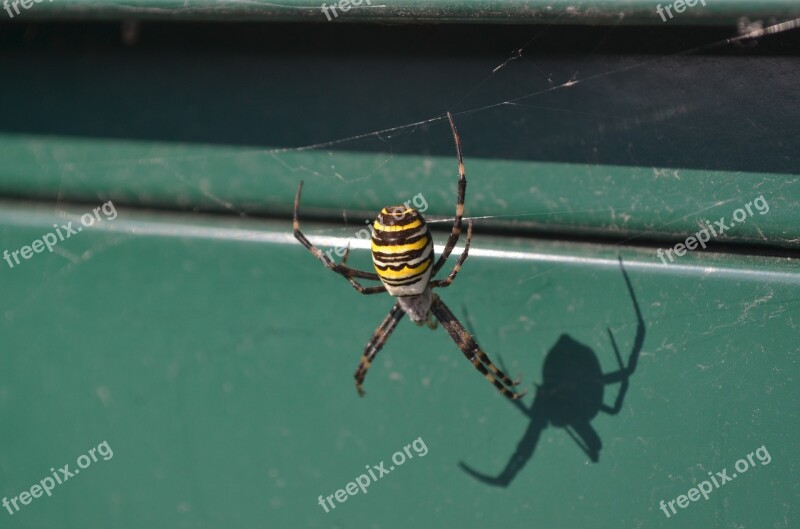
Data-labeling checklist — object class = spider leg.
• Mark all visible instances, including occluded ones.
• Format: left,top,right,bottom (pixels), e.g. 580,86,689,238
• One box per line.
354,302,406,396
341,242,352,266
429,294,525,400
492,351,527,412
339,244,388,294
431,219,472,289
431,112,467,277
461,303,524,391
293,181,386,295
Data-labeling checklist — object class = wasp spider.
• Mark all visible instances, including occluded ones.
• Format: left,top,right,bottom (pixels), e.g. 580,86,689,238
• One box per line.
293,112,524,400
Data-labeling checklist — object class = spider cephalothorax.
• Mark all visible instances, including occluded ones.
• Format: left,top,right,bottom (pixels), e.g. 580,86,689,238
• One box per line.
293,112,524,400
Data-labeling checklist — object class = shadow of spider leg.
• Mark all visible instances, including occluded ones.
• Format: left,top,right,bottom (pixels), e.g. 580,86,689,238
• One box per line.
459,257,645,487
459,394,548,487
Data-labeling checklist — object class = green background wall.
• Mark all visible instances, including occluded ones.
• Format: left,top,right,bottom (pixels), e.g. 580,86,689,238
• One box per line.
1,9,798,528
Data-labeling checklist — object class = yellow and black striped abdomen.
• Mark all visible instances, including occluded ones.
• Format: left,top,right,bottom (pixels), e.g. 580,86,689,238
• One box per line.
371,206,434,296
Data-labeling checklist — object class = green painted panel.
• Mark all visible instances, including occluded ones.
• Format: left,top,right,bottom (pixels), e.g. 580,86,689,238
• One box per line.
8,0,800,25
1,134,796,249
1,21,798,249
0,13,797,529
0,201,797,528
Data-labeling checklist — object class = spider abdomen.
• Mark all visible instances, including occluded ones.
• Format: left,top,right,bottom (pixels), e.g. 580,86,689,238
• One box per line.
371,206,434,296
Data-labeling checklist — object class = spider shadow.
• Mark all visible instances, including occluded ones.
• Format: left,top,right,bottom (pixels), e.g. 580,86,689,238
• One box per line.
459,257,645,487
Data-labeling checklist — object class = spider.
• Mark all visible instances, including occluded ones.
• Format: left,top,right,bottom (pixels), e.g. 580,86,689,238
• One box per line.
293,112,524,400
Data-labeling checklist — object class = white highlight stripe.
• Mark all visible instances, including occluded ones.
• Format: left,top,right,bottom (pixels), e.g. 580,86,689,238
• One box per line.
4,208,795,285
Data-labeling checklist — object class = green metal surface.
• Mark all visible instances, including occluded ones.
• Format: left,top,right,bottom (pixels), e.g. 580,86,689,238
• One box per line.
7,0,800,24
2,135,795,248
1,21,798,248
1,17,799,529
0,202,797,528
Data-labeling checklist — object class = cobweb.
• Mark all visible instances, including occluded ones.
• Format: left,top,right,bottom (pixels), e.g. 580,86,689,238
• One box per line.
169,14,800,235
177,15,799,267
4,13,800,295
